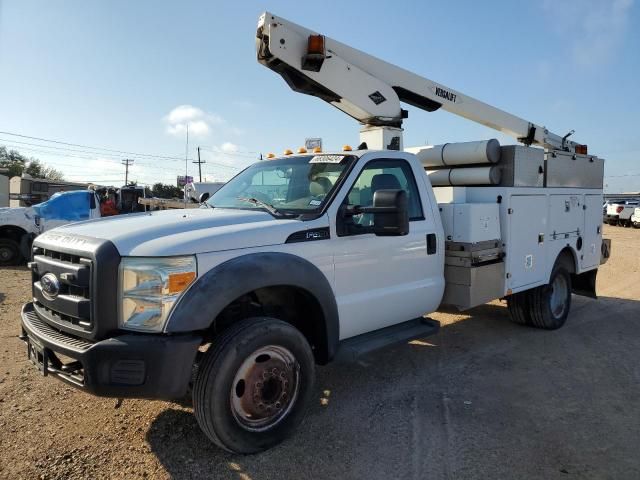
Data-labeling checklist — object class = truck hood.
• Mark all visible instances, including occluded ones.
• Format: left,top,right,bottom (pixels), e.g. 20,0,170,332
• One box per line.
49,207,310,256
0,206,36,226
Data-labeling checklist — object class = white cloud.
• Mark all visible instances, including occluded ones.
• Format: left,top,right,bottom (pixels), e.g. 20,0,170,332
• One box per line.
221,142,239,153
164,104,225,138
542,0,633,67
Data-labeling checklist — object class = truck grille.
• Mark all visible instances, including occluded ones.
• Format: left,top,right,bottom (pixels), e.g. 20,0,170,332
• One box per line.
31,233,120,341
31,246,93,333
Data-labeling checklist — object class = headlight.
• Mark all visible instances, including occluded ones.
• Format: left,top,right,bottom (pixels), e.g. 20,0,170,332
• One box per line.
119,256,197,332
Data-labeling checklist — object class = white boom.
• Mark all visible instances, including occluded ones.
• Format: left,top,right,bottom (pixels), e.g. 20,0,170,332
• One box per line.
256,12,585,154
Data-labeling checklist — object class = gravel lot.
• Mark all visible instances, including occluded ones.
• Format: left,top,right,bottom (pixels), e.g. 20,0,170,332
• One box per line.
0,225,639,479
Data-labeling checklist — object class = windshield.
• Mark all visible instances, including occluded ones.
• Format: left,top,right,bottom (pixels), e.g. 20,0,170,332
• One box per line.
207,155,355,214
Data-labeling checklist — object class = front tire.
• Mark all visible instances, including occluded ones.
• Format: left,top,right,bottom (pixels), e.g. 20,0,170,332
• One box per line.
193,317,315,454
0,238,21,266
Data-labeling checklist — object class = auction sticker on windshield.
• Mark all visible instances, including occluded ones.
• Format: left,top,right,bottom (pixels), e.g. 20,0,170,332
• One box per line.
309,155,346,163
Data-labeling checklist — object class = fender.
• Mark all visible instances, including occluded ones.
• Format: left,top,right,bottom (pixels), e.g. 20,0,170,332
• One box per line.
165,252,340,360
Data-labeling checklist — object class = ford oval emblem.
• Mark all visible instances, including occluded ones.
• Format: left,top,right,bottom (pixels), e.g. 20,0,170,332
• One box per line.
41,273,61,300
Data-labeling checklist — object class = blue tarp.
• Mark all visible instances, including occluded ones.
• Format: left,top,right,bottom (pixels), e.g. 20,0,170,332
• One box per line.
32,191,92,221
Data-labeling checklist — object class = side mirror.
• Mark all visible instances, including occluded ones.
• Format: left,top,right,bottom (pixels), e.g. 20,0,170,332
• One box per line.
199,192,210,203
337,189,409,237
369,189,409,236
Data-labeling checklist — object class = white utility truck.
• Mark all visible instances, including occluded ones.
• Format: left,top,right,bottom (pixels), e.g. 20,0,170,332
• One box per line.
20,12,610,454
1,186,145,265
0,190,101,266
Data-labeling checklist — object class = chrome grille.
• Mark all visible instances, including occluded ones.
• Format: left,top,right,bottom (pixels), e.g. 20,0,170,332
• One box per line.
32,246,93,331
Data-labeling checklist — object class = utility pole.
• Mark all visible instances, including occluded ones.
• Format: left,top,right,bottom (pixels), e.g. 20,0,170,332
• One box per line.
184,124,189,207
193,146,206,182
121,159,134,185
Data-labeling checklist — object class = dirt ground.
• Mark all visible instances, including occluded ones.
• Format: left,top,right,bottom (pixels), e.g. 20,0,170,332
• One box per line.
0,225,639,480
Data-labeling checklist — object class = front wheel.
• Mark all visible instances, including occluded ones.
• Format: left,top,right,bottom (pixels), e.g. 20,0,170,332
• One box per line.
0,238,21,266
193,317,315,454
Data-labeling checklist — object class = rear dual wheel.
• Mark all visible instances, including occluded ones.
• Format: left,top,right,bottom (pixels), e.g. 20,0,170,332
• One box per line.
193,317,315,454
508,259,572,330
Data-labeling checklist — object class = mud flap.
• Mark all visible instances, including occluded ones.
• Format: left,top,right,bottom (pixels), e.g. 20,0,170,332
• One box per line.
600,238,611,265
572,269,597,299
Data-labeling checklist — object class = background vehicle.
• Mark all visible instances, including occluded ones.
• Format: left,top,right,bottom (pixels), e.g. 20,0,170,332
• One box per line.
632,207,640,228
606,199,639,226
20,11,610,454
184,181,225,203
9,175,89,207
0,185,144,265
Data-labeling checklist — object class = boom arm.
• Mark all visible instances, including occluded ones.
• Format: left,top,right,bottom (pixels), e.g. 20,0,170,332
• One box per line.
256,12,582,153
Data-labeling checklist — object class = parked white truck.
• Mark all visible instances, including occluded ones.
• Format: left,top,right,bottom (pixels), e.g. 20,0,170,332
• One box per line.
605,199,639,227
0,185,145,265
20,12,610,454
632,206,640,228
0,190,101,266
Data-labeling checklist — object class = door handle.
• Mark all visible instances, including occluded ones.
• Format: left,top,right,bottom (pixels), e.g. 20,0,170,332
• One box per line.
427,233,437,255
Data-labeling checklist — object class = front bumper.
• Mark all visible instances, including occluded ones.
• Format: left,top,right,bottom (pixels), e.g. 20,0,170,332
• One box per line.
20,302,202,400
606,214,620,222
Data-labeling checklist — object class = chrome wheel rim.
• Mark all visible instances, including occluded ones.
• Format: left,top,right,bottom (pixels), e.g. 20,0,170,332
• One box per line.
230,345,300,432
549,274,569,318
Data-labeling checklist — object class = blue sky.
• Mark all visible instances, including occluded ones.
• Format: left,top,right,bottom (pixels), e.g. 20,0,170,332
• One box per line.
0,0,638,191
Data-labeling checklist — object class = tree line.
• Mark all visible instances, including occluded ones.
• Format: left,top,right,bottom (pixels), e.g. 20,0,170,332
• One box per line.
0,146,65,180
2,145,185,199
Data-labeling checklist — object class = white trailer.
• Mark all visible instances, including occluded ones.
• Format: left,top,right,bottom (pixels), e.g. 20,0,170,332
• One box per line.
184,181,225,203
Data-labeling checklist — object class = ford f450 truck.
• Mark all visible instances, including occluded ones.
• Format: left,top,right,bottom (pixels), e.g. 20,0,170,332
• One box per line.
20,12,610,453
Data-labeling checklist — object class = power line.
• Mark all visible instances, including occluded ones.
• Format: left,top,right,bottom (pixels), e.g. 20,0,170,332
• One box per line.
0,131,260,162
0,139,245,170
0,130,191,162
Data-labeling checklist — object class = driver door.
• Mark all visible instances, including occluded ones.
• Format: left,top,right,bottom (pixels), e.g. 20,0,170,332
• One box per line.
332,158,443,339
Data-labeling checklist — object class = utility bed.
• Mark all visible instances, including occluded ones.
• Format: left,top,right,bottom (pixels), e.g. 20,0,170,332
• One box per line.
436,186,603,310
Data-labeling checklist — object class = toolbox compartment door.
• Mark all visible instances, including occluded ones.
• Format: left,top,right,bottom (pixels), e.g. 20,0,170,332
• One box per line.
507,195,546,290
582,194,603,270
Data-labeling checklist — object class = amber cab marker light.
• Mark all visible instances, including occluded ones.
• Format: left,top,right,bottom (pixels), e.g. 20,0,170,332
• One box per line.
298,147,307,154
283,149,293,155
313,146,322,153
266,153,276,159
342,145,352,152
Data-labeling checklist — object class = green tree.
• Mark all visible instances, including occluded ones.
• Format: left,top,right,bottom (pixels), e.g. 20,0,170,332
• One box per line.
0,146,65,180
151,182,183,199
0,146,28,177
24,159,65,181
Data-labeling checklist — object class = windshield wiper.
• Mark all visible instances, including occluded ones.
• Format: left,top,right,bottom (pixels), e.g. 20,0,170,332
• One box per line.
236,197,296,218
